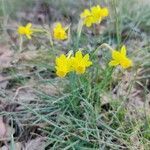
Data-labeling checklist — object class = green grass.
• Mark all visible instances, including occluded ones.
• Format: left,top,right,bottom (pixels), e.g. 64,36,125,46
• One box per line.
0,0,150,149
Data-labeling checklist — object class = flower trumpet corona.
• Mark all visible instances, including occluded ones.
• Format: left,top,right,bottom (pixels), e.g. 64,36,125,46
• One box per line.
53,23,68,40
18,23,33,39
109,45,133,69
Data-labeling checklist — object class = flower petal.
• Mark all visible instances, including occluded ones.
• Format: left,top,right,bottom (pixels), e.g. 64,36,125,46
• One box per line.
101,8,109,17
80,9,91,18
26,23,32,29
18,26,25,34
55,22,62,28
75,51,83,59
112,50,120,60
83,54,89,61
121,58,133,69
76,66,86,74
121,45,126,56
56,70,67,77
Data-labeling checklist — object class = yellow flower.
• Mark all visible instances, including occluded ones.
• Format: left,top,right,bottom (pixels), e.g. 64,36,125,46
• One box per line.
18,23,33,39
109,45,133,69
80,9,94,27
80,5,109,27
91,5,109,24
55,54,72,77
71,50,92,74
55,51,92,77
100,8,109,18
53,23,68,40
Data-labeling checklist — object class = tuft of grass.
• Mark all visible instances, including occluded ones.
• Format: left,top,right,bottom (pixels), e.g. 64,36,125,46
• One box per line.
0,0,150,149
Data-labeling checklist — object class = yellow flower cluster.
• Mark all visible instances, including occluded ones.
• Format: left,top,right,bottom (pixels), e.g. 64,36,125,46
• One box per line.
17,4,133,78
109,45,133,69
80,5,109,27
55,46,132,78
55,51,92,77
18,22,68,41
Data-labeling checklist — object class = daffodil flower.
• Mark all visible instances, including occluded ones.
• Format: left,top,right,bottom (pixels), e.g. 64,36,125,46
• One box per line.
18,23,33,39
91,5,109,24
55,54,72,77
55,51,92,77
109,45,133,69
71,51,92,74
53,23,68,40
80,9,94,27
80,5,109,27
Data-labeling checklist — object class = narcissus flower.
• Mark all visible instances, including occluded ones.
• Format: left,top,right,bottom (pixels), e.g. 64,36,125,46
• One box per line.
80,5,109,27
80,9,94,27
53,23,68,40
18,23,33,39
55,51,92,77
55,54,72,77
109,45,133,69
71,51,92,74
91,5,109,24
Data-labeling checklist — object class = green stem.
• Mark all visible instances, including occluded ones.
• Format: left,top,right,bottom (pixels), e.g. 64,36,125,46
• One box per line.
76,19,83,49
93,43,113,56
112,0,121,45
